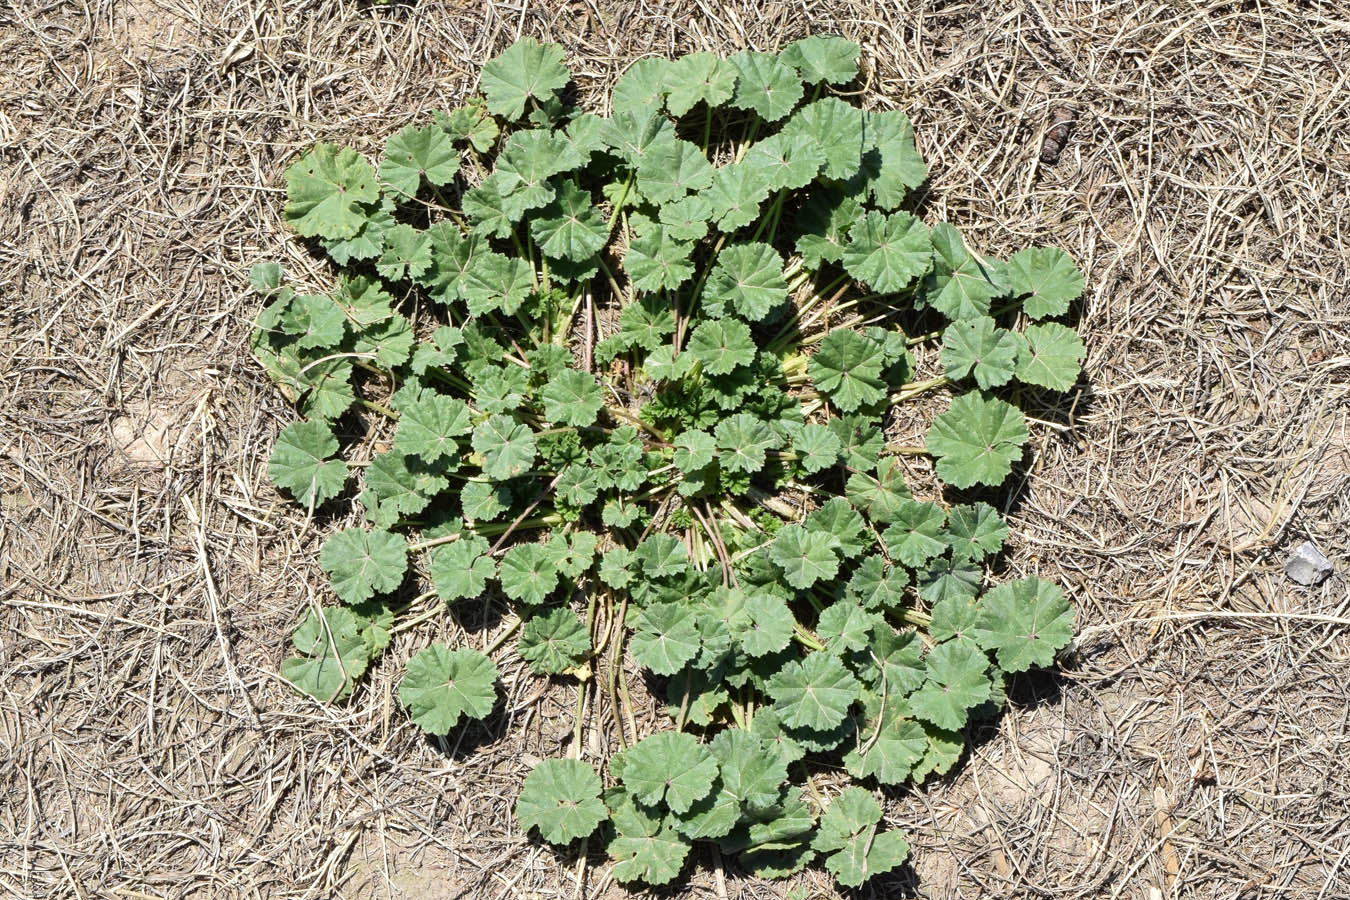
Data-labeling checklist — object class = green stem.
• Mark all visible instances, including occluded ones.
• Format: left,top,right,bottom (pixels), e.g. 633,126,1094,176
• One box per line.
355,397,397,420
605,172,635,235
388,592,444,636
890,375,951,403
792,622,826,652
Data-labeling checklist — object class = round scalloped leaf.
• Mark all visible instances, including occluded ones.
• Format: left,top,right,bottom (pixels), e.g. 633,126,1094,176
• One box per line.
624,227,696,292
704,241,789,321
665,51,737,116
908,638,992,731
688,318,757,376
515,758,607,844
743,132,825,192
429,535,495,602
637,139,715,205
809,328,887,412
728,50,804,122
629,602,702,675
282,606,372,702
376,224,433,282
380,124,458,197
705,162,775,232
769,524,840,589
540,369,604,427
858,109,927,209
268,420,347,507
926,223,1007,320
529,179,608,262
518,608,591,675
925,392,1030,488
738,593,795,658
881,500,947,567
843,704,928,786
842,210,933,294
280,293,346,350
319,527,407,605
620,731,719,813
766,651,860,731
817,601,881,653
398,644,499,735
789,422,841,473
393,393,473,463
609,819,690,886
710,728,790,811
498,542,560,605
782,97,864,180
1007,246,1083,318
1015,321,1085,391
612,57,673,116
672,429,716,473
471,414,536,480
940,317,1020,389
479,37,570,120
283,144,380,240
782,34,860,85
942,502,1008,561
714,412,783,474
972,576,1074,672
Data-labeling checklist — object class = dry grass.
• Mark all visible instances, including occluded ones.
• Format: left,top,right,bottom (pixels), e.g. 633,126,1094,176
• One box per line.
3,0,1349,897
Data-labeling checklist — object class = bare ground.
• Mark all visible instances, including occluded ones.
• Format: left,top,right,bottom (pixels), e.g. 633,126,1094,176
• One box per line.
2,1,1349,898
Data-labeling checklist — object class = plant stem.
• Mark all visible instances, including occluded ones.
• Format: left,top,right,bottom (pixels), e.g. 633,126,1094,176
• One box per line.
355,397,397,420
890,375,951,403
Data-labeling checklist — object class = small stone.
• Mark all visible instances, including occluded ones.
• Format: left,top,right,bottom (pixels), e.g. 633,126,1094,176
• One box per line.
1285,541,1333,586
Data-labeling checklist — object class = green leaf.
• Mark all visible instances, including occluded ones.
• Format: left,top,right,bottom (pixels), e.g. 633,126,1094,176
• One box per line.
283,144,380,240
603,108,676,165
729,50,804,122
360,449,448,527
299,358,355,421
743,132,825,192
844,704,928,786
818,601,880,653
782,35,860,85
319,528,407,604
942,502,1008,561
497,129,575,201
419,223,480,301
916,555,982,605
789,423,841,473
599,546,636,589
925,392,1029,488
1016,322,1084,391
460,479,511,521
620,731,718,813
518,608,591,674
528,179,608,262
805,497,867,560
972,576,1073,672
630,602,702,675
705,162,774,232
282,606,372,701
657,194,713,241
637,139,714,205
281,293,346,350
429,535,495,602
394,394,473,463
608,800,691,886
704,242,788,321
812,787,910,886
766,651,860,730
672,429,716,473
353,313,415,368
1007,247,1083,318
376,224,433,281
929,595,979,643
858,110,927,210
770,524,840,589
540,369,604,427
250,262,283,295
380,124,458,197
842,210,933,294
498,543,560,605
461,175,516,238
713,412,782,474
665,52,737,116
809,328,887,412
941,317,1019,389
781,98,864,180
625,226,696,292
479,37,570,120
881,500,947,566
738,592,795,658
612,57,672,116
398,644,499,734
436,102,499,152
688,318,756,375
926,223,1006,320
634,533,689,579
846,556,910,612
516,758,607,844
844,457,912,524
614,294,676,351
710,728,789,811
268,420,347,507
796,189,863,267
909,639,992,731
472,415,536,479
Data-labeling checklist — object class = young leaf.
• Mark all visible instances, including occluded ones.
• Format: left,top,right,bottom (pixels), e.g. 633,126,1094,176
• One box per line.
705,162,774,232
518,608,591,674
429,535,495,602
436,103,499,152
842,210,933,294
281,294,346,350
376,224,433,281
665,52,737,116
398,644,499,734
926,223,1006,321
781,98,864,180
611,57,673,116
782,35,860,85
672,429,716,473
713,413,782,474
858,110,927,210
843,704,928,786
743,132,825,191
625,227,696,292
688,318,757,375
460,479,511,521
916,555,983,605
805,497,868,560
789,423,842,473
620,731,719,813
941,317,1020,389
844,457,912,524
394,394,473,463
498,543,560,605
380,124,458,197
908,638,992,731
516,758,607,844
972,576,1074,672
479,37,570,120
769,524,840,589
925,392,1029,488
809,329,887,412
817,601,881,652
319,528,407,604
766,651,860,731
540,369,604,427
637,139,715,205
704,242,789,321
471,414,537,479
710,728,789,811
1007,246,1083,318
1015,321,1084,391
738,592,795,658
630,602,702,675
268,420,347,507
530,179,608,262
812,787,910,887
283,144,380,240
608,798,691,886
881,500,948,567
282,606,372,701
729,50,804,122
942,502,1008,561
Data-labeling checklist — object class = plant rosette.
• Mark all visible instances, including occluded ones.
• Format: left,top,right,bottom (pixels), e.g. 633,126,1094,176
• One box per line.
252,33,1083,890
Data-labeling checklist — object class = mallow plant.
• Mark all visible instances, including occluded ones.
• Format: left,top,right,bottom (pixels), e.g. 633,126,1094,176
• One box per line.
251,34,1083,890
